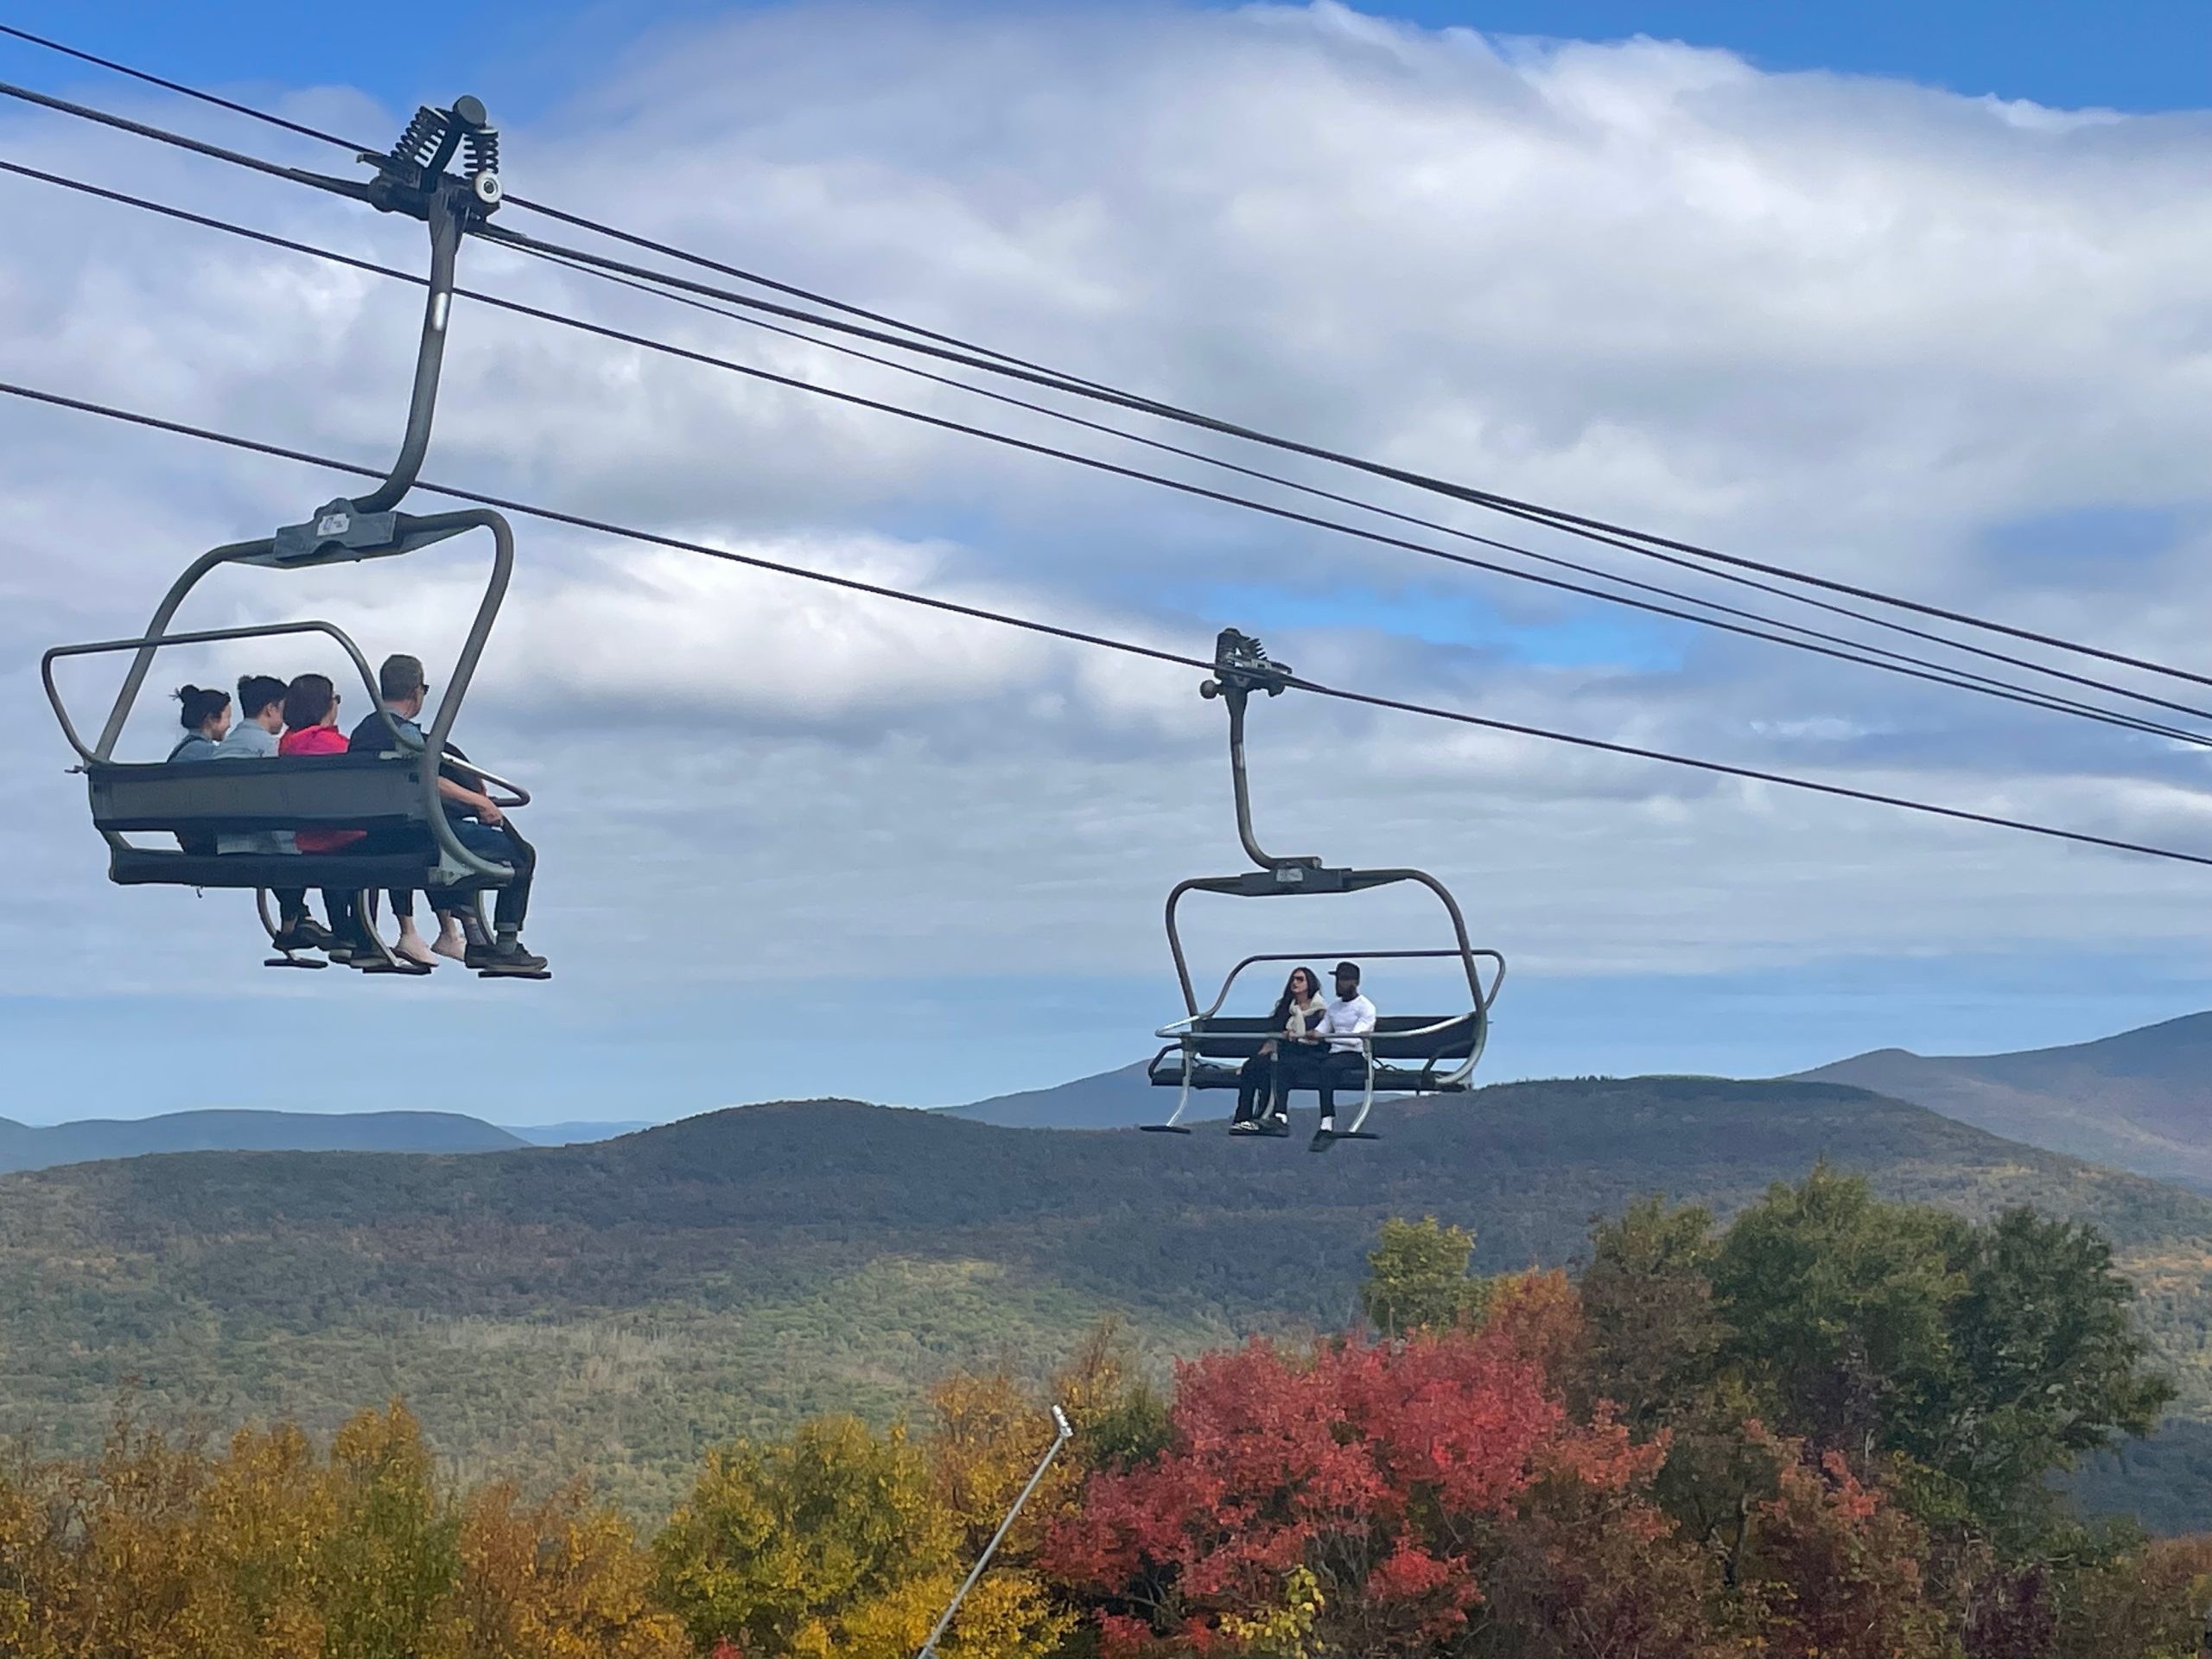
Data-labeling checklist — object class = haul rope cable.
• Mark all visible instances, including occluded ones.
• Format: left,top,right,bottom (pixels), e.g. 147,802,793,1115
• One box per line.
0,21,1116,393
504,237,2212,734
1,57,2209,699
7,372,2212,874
3,156,2206,749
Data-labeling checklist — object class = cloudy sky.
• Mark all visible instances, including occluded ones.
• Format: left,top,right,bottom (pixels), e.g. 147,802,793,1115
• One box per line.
3,1,2209,1123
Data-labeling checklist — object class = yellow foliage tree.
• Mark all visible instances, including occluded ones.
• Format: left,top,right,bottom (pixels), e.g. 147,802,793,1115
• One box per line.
429,1481,690,1659
655,1414,959,1659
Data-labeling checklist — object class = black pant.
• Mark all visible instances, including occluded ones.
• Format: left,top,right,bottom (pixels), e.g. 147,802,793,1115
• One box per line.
1315,1050,1369,1122
378,820,534,934
452,820,535,934
1233,1052,1279,1122
1273,1046,1365,1118
273,887,308,928
1271,1043,1322,1113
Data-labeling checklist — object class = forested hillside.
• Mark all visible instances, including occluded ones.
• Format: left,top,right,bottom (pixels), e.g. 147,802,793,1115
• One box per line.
0,1108,525,1173
1799,1010,2212,1190
2,1077,2209,1520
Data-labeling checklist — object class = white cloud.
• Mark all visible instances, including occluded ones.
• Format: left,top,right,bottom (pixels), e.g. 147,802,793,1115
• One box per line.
3,3,2212,1090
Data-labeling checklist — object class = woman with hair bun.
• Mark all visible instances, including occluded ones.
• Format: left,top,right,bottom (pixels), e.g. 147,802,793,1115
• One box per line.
166,683,232,762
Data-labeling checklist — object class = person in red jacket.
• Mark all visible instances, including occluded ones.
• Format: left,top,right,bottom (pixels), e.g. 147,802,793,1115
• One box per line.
279,673,365,953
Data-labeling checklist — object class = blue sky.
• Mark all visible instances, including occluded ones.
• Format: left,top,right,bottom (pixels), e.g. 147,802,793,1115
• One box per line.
4,1,2209,1121
5,0,2205,118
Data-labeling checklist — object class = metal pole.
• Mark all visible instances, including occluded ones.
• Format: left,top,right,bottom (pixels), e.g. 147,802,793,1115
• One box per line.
918,1406,1073,1659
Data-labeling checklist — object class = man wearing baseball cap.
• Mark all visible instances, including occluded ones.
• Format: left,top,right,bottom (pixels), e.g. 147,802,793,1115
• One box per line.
1312,961,1376,1150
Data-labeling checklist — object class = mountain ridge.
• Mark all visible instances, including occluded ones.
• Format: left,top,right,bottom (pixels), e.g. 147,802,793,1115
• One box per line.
0,1107,526,1174
5,1077,2209,1522
1793,1009,2212,1189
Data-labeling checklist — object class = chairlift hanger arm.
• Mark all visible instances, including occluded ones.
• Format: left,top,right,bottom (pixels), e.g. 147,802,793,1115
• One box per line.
0,79,499,520
1201,627,1317,874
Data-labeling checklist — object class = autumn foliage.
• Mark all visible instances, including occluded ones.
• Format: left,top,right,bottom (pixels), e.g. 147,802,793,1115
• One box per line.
0,1177,2203,1657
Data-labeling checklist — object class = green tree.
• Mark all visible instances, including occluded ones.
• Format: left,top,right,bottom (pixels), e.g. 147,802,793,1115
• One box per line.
1936,1209,2173,1533
1713,1166,1969,1465
1579,1196,1725,1435
320,1403,462,1659
1711,1170,2172,1543
1358,1216,1486,1338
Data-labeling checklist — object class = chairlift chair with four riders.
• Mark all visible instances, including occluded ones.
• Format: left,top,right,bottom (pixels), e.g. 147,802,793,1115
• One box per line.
1143,629,1507,1148
40,97,548,979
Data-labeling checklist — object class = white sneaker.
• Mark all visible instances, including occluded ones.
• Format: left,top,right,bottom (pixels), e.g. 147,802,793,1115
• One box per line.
1230,1119,1261,1135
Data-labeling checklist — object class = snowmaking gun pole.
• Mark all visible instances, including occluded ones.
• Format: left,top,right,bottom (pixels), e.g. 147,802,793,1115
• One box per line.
917,1405,1073,1659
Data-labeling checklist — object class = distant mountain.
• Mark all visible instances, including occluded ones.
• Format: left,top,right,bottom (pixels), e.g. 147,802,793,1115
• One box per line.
505,1121,656,1147
5,1077,2210,1528
941,1062,1173,1129
1794,1011,2212,1190
0,1109,525,1174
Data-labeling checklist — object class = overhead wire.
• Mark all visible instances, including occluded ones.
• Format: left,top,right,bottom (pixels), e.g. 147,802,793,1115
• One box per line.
506,238,2212,734
0,23,1111,388
7,371,2211,874
0,50,2208,699
3,151,2205,748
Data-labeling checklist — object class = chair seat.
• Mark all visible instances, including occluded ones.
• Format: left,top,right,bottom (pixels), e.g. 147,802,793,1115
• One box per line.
1146,1052,1471,1094
109,847,509,892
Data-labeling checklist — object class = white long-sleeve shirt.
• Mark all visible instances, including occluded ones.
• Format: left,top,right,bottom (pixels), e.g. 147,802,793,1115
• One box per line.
1320,993,1377,1054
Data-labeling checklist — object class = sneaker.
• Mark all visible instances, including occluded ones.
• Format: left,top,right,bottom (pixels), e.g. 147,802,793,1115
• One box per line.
271,918,335,953
1308,1128,1337,1153
475,940,549,976
1230,1119,1261,1135
1261,1115,1291,1137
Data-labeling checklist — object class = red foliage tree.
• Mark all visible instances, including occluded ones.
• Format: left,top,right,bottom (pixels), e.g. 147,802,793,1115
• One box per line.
1737,1430,1955,1659
1046,1324,1706,1657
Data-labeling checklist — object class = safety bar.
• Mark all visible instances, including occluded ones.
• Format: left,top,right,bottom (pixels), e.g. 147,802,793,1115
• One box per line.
66,507,518,880
1147,953,1500,1133
45,620,391,766
1160,946,1508,1032
1165,867,1496,1017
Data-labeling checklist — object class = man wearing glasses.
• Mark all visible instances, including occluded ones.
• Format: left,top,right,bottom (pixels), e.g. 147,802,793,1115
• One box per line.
350,652,547,977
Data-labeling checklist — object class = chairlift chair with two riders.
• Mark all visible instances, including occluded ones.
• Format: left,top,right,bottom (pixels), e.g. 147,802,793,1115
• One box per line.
40,97,547,979
1143,629,1506,1147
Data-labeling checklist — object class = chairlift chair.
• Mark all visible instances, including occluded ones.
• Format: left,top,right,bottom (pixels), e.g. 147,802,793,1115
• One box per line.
1142,629,1506,1144
40,98,543,978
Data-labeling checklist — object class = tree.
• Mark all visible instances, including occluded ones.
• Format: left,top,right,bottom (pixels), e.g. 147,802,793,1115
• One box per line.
654,1414,963,1659
1578,1197,1726,1437
1713,1166,1967,1467
1735,1429,1958,1659
1711,1172,2173,1543
2049,1535,2212,1659
319,1403,462,1659
1046,1325,1706,1657
1360,1217,1487,1338
431,1481,690,1659
1937,1209,2173,1531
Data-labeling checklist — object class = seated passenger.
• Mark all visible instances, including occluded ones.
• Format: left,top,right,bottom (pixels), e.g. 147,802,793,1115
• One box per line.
349,654,471,969
279,673,366,954
213,673,330,953
349,652,544,977
1230,966,1324,1137
1311,961,1377,1148
165,683,231,762
164,683,232,854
